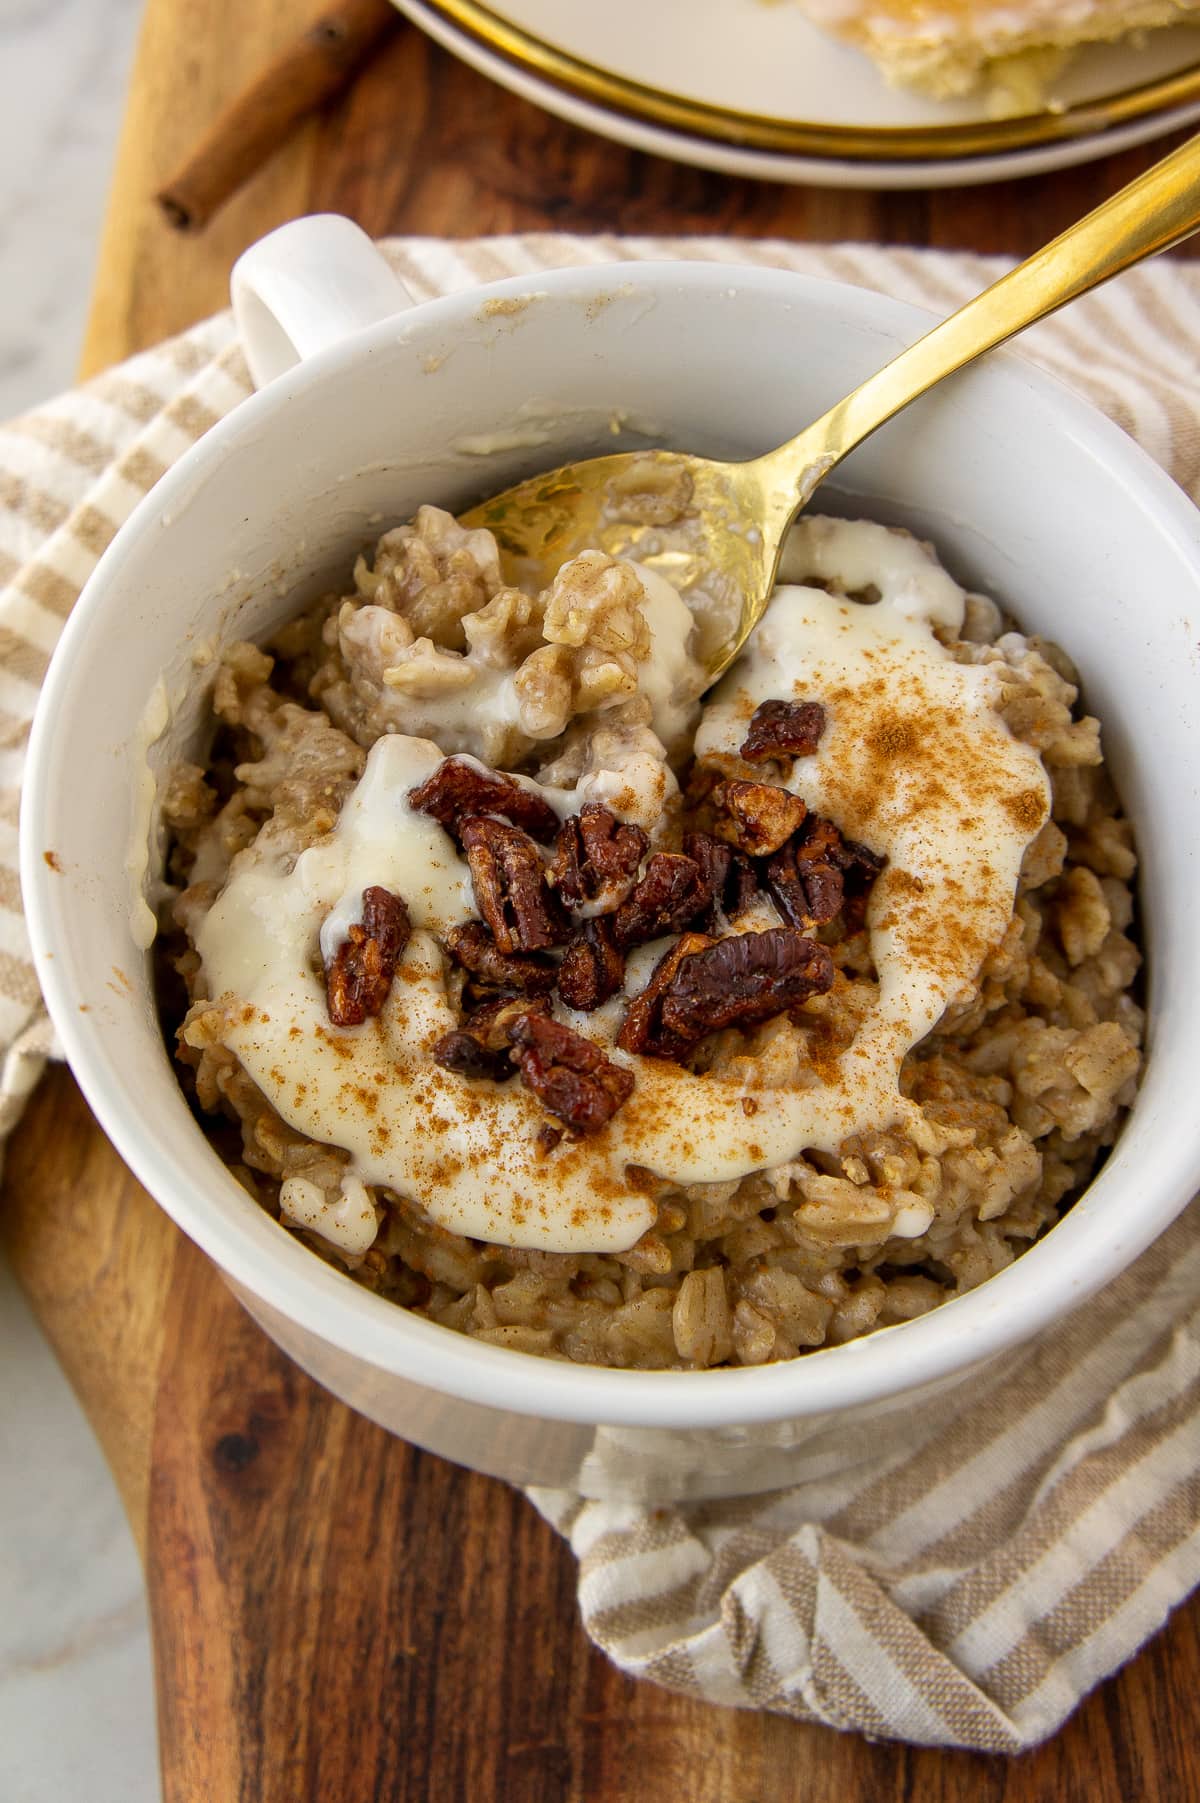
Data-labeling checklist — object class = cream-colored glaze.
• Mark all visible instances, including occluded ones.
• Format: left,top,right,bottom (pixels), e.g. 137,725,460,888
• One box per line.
196,520,1049,1258
318,738,477,963
697,512,1051,1109
280,1172,379,1257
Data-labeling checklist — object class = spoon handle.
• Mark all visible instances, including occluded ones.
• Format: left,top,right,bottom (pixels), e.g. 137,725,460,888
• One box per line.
758,129,1200,515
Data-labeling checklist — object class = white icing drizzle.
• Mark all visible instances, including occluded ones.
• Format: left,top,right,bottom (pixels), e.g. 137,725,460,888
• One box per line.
197,520,1050,1258
280,1173,379,1258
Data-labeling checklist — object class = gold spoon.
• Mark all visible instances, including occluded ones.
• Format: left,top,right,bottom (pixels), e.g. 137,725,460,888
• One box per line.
463,132,1200,680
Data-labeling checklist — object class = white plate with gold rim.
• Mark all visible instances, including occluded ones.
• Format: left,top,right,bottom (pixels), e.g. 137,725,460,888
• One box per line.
394,0,1200,188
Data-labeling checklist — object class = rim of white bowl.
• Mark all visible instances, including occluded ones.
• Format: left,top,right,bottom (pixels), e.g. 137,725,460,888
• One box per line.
23,260,1200,1430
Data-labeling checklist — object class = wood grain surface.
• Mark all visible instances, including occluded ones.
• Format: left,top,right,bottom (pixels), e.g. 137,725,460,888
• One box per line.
5,3,1199,1797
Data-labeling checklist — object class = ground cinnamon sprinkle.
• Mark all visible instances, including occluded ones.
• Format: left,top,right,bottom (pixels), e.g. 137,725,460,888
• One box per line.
1005,788,1049,831
797,1010,848,1088
866,716,920,760
804,649,1048,1007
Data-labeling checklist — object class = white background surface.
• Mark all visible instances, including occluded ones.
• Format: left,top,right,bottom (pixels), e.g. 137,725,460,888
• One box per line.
0,2,159,1799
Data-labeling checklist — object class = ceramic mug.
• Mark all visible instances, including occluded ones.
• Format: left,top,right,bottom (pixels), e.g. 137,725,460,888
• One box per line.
22,216,1200,1499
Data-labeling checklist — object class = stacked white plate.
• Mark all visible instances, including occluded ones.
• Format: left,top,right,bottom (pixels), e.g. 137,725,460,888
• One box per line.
394,0,1200,188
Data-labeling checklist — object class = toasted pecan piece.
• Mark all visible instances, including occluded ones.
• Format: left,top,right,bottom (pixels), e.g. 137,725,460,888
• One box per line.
444,919,557,995
837,836,887,932
432,1029,513,1082
616,931,712,1059
408,756,560,843
765,816,845,930
547,802,648,913
467,993,550,1052
618,927,833,1060
765,814,884,932
324,886,412,1028
611,852,712,950
433,993,548,1080
710,778,808,858
683,831,760,929
506,1010,634,1134
740,699,826,762
557,917,625,1012
460,817,568,954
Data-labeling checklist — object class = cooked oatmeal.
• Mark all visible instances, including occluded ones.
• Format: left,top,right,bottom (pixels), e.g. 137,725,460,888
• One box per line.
161,506,1142,1369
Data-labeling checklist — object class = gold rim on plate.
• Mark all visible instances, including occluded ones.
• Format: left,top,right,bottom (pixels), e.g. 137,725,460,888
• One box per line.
419,0,1200,162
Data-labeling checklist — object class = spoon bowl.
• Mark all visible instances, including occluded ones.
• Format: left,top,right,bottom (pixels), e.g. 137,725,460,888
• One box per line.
464,446,780,674
465,130,1200,681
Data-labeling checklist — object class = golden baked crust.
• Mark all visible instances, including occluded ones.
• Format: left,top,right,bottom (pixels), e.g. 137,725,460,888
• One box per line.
795,0,1200,107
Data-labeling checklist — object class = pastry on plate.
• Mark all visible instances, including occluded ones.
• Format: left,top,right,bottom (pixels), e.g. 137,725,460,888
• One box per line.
794,0,1200,108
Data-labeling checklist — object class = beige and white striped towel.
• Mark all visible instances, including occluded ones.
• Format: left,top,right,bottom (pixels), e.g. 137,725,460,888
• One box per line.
4,236,1198,1752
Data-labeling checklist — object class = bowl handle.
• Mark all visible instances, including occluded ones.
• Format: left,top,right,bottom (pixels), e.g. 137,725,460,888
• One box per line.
231,215,414,388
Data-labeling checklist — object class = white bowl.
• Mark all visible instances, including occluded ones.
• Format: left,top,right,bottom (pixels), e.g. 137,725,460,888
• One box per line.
22,218,1200,1500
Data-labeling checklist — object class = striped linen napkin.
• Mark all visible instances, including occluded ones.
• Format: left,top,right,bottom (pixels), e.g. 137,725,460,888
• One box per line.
4,236,1198,1752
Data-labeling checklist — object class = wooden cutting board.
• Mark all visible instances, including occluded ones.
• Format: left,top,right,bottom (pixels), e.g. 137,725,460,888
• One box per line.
4,3,1199,1796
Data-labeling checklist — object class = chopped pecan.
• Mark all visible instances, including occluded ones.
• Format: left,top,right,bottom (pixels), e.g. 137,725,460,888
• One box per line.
408,756,559,844
681,830,729,906
619,927,834,1060
765,815,884,932
506,1010,634,1134
836,836,886,932
740,699,826,762
324,886,412,1027
466,993,550,1052
683,831,759,928
557,917,625,1012
547,802,648,913
460,817,568,953
432,994,549,1082
611,853,712,950
444,920,556,994
432,1029,512,1082
710,778,807,858
616,932,712,1059
765,816,844,930
659,928,834,1046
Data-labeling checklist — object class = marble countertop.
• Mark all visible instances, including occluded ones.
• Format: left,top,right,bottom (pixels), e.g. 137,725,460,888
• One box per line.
1,2,159,1798
0,0,142,420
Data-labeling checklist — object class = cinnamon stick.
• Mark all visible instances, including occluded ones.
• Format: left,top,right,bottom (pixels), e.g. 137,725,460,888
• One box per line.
155,0,398,231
